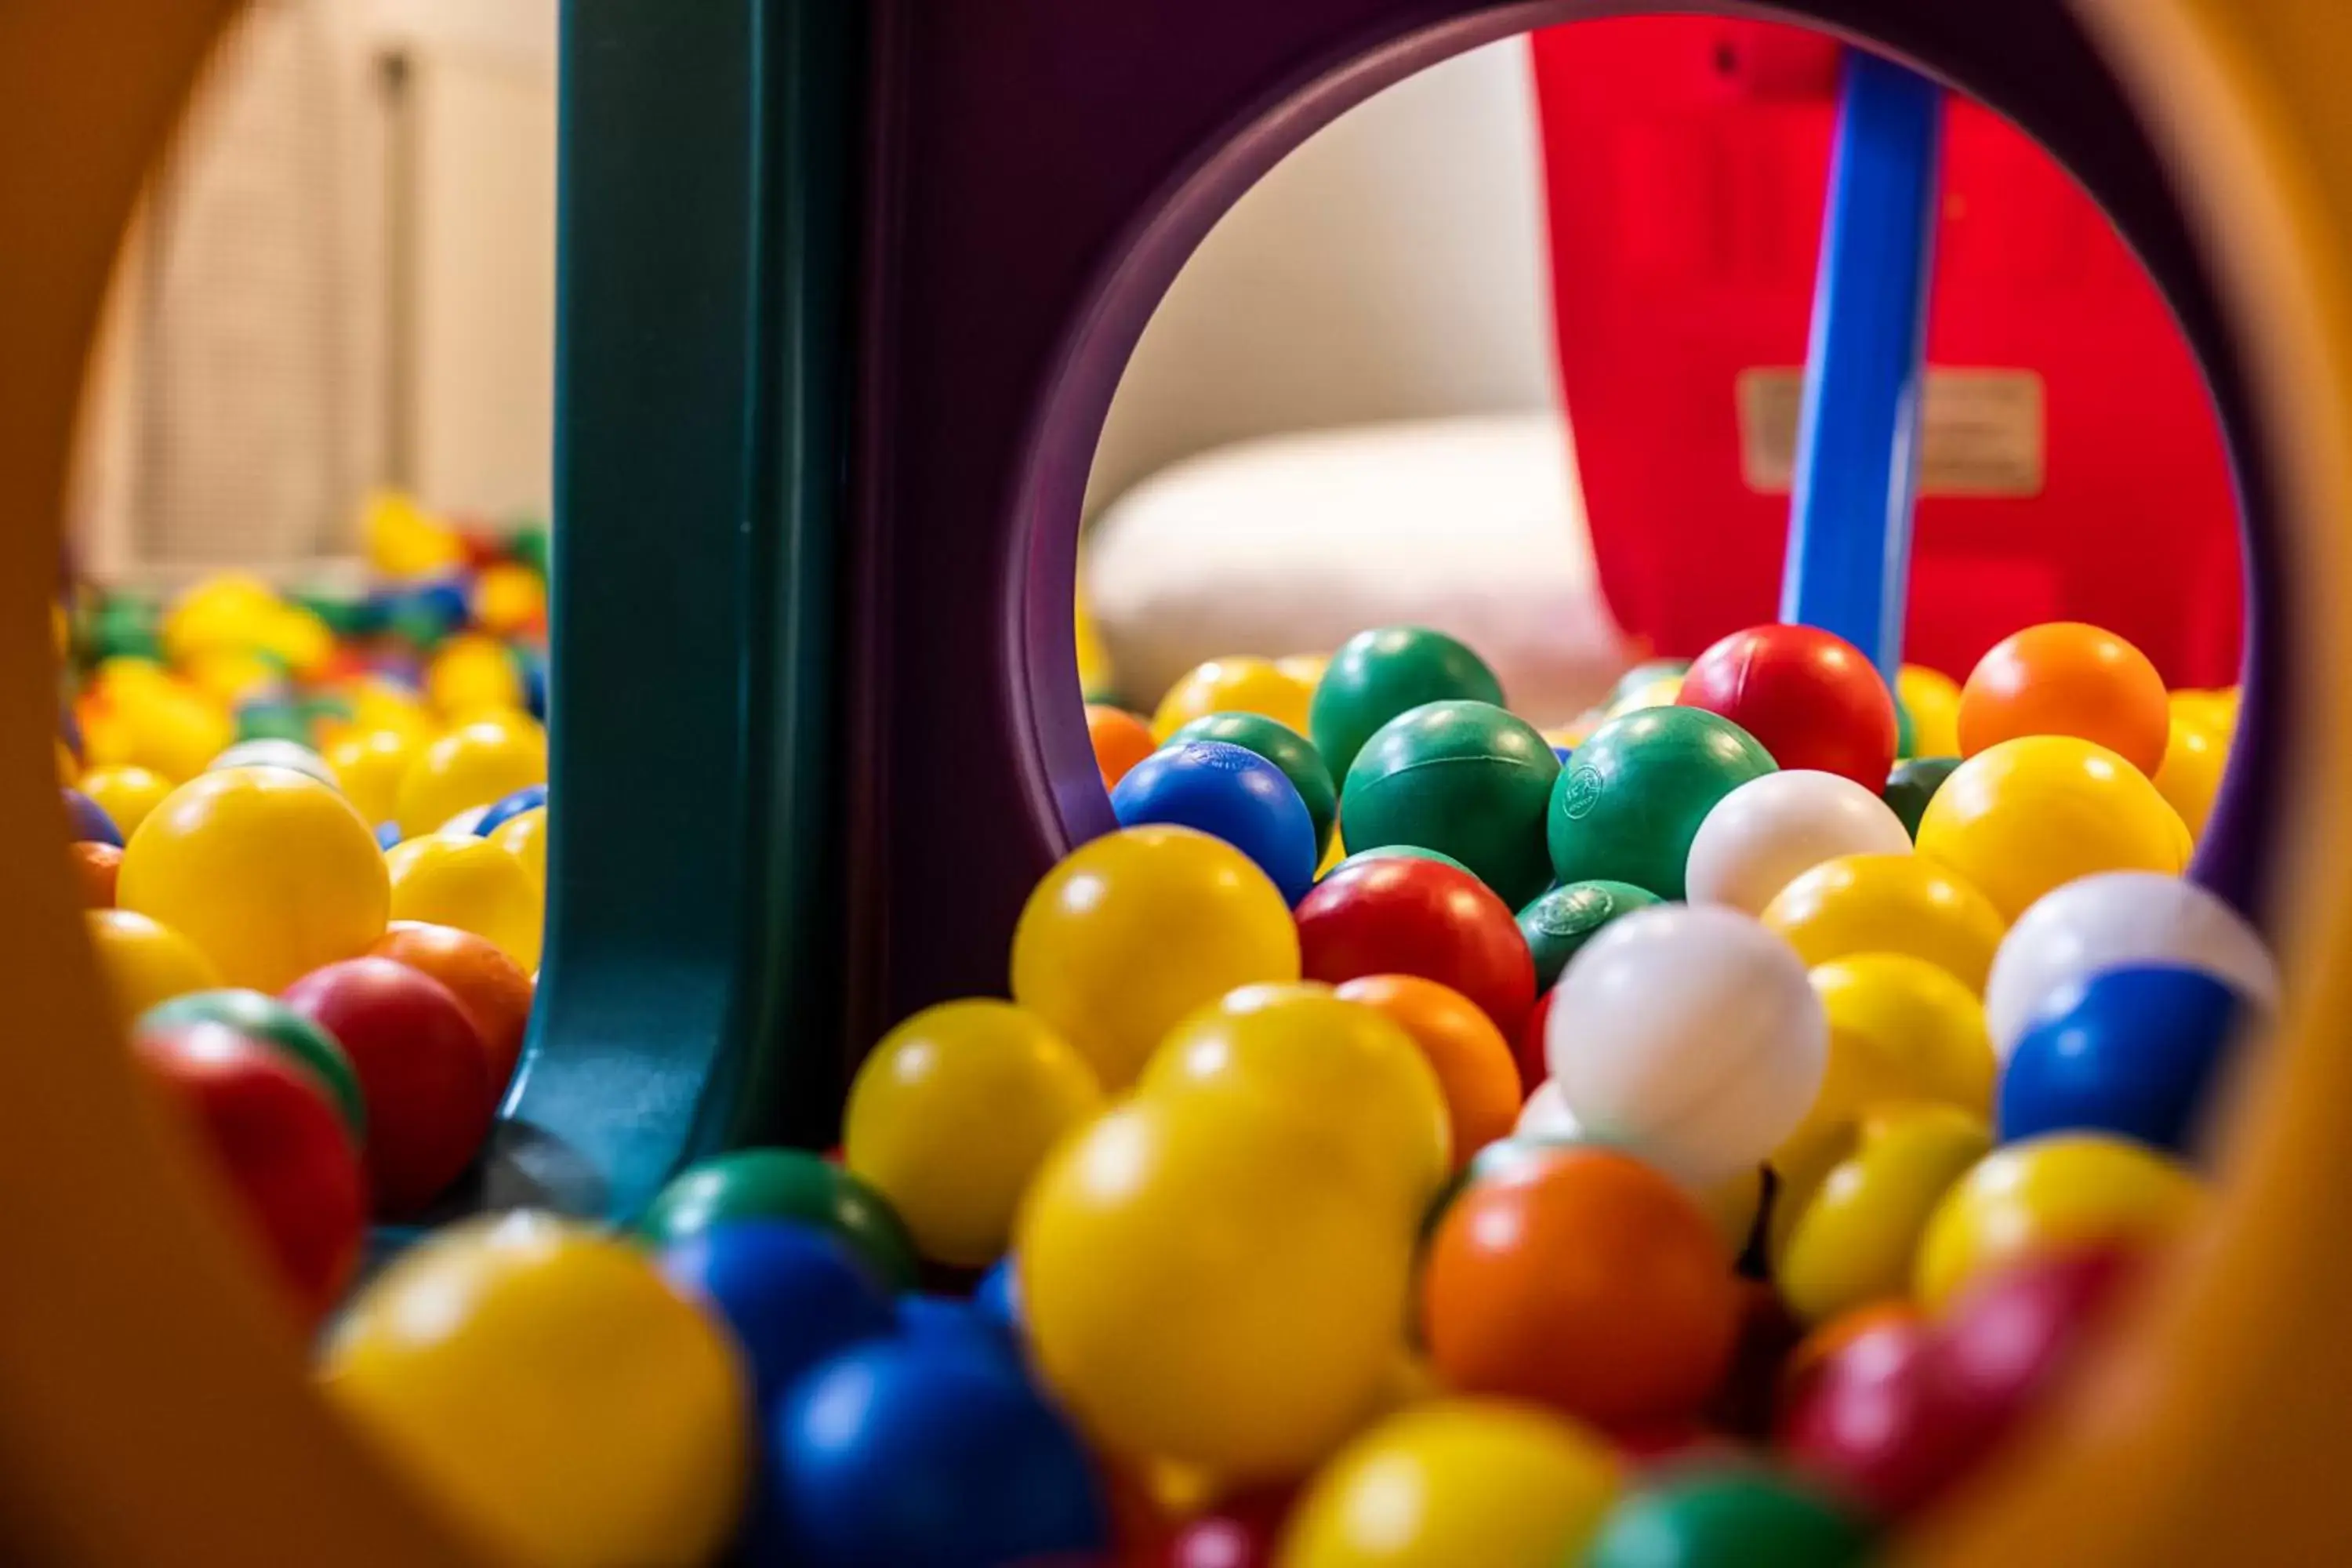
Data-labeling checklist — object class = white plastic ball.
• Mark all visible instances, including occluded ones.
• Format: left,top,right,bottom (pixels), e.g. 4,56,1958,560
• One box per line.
1984,871,2279,1058
440,804,492,835
1545,904,1827,1188
1685,770,1913,915
208,740,341,792
1515,1080,1581,1141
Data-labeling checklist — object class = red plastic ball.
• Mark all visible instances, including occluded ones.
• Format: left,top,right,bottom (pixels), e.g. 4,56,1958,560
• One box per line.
369,920,535,1091
1294,858,1536,1040
1677,624,1897,786
1775,1305,1953,1515
1421,1146,1740,1426
1163,1486,1295,1568
134,1018,365,1327
1515,986,1555,1097
282,956,494,1218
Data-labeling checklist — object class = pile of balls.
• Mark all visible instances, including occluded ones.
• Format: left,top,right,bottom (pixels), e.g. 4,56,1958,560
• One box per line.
199,610,2270,1568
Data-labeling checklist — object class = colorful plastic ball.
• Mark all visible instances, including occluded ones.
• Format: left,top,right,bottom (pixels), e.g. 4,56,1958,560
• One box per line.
323,1212,750,1568
85,909,223,1029
1423,1147,1738,1427
1295,856,1536,1040
1611,659,1693,704
1335,975,1523,1172
142,987,368,1139
209,738,339,790
133,1019,364,1327
1677,625,1897,787
1769,1105,1991,1326
1517,880,1659,991
2151,713,2224,840
119,683,237,783
490,803,549,887
283,957,493,1217
975,1255,1021,1334
895,1292,1020,1360
635,1148,920,1291
1882,755,1960,840
1087,704,1159,789
1548,706,1777,899
118,768,389,990
1896,665,1963,758
474,781,548,838
1139,983,1452,1214
1338,700,1560,907
1778,954,1994,1166
369,921,536,1091
1517,1078,1581,1140
1582,1468,1872,1568
1170,710,1339,855
233,699,310,750
1999,964,2249,1154
1915,736,2187,920
1011,826,1301,1090
1112,741,1320,906
1164,1485,1294,1568
1308,627,1506,780
61,786,122,846
1772,1305,1951,1517
470,561,548,636
1276,1400,1618,1568
657,1221,896,1410
375,820,404,851
394,717,549,837
1981,870,2278,1058
844,999,1102,1268
1018,1098,1413,1479
771,1339,1108,1568
1331,844,1474,880
385,831,544,971
1958,622,2170,775
1606,676,1686,718
1684,770,1912,916
1912,1133,2200,1309
70,841,120,907
77,764,172,839
1152,656,1317,744
1545,906,1825,1189
1762,852,2009,993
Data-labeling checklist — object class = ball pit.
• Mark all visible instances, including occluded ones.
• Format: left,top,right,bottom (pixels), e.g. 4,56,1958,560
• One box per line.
1548,706,1777,899
1338,699,1560,907
1294,855,1535,1040
1677,624,1898,788
1111,740,1319,906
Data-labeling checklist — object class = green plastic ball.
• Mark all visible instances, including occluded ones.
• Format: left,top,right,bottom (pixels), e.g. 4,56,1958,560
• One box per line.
1308,626,1504,779
236,702,312,746
1884,755,1962,840
1340,700,1559,907
1894,692,1918,760
1330,844,1474,881
1170,710,1338,854
1546,707,1775,899
1517,880,1661,990
1583,1468,1873,1568
633,1148,918,1290
1608,659,1692,705
141,988,367,1140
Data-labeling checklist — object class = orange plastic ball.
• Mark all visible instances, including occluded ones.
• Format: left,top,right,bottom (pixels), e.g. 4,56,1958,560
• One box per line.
71,841,122,908
1421,1146,1740,1427
1086,704,1158,789
1957,622,2170,776
1334,975,1522,1171
371,922,536,1091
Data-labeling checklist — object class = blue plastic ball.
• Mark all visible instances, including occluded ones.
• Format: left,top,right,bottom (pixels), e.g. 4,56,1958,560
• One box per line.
521,650,550,721
896,1292,1018,1359
771,1340,1107,1568
659,1221,897,1411
974,1255,1021,1334
1998,964,2249,1156
375,820,404,852
474,782,549,837
63,788,122,847
1109,740,1317,905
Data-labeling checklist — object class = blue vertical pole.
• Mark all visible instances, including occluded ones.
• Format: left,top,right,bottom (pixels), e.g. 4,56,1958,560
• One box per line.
1780,51,1944,680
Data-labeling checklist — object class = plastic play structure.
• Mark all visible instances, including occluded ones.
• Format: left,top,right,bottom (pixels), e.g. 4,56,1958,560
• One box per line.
5,0,2352,1563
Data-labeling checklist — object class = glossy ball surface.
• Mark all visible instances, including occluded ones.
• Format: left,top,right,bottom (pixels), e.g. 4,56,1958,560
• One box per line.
71,840,121,907
1769,1105,1991,1325
78,764,174,840
635,1148,919,1290
1896,666,1963,758
1152,656,1316,743
368,922,536,1091
86,909,222,1028
1684,770,1911,915
1582,1469,1872,1568
1762,853,2008,993
1999,965,2248,1154
394,717,548,837
1087,704,1159,789
1548,706,1776,900
1335,975,1523,1172
385,831,545,971
323,729,418,826
1882,756,1961,839
1340,699,1560,907
1915,737,2186,921
1913,1134,2200,1308
1780,954,1994,1166
1170,710,1338,855
1295,856,1535,1040
1677,625,1897,786
1308,626,1504,780
657,1221,896,1410
141,986,367,1138
473,781,548,838
1958,622,2169,775
63,786,124,846
1517,880,1659,991
1112,741,1319,907
207,738,339,790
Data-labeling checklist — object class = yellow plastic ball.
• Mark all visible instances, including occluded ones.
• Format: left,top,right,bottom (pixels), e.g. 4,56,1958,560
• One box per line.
1138,982,1451,1216
1915,736,2187,922
1769,1105,1991,1325
1010,826,1300,1089
343,679,441,750
395,719,549,837
124,686,236,783
1276,653,1331,691
1018,1097,1412,1479
324,730,419,827
363,490,467,578
1604,675,1683,718
1775,953,1995,1167
1075,592,1115,698
472,562,548,636
1150,657,1316,743
322,1212,749,1568
1897,665,1964,757
182,647,287,707
85,909,224,1031
1276,1400,1620,1568
118,768,389,990
1914,1133,2202,1309
2153,713,2225,842
844,1000,1103,1267
492,804,550,887
1761,852,2009,993
162,573,279,664
79,765,174,840
427,633,526,719
1317,829,1348,879
260,604,335,680
387,833,545,971
2170,687,2238,742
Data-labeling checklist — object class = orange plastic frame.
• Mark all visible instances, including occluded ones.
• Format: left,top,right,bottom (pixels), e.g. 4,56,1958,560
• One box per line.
8,0,2352,1562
